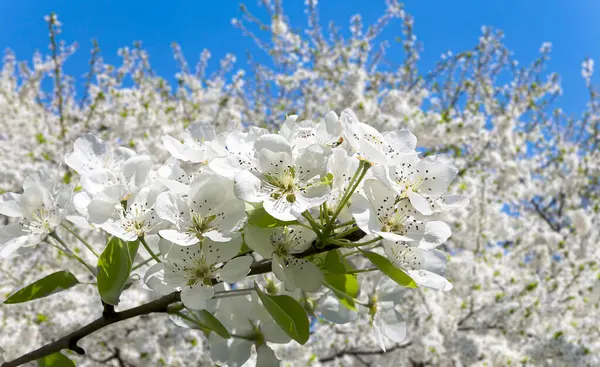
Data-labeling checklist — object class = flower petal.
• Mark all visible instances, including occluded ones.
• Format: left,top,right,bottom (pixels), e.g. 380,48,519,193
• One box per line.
203,236,242,264
218,256,253,283
420,221,452,250
0,193,21,217
0,224,28,258
181,283,214,310
159,229,200,247
408,189,433,216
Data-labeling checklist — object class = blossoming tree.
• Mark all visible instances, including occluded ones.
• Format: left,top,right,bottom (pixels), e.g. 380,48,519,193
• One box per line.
0,1,599,366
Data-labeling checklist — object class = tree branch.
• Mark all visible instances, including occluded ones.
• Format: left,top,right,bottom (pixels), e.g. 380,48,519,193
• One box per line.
1,292,180,367
319,342,412,364
2,239,351,366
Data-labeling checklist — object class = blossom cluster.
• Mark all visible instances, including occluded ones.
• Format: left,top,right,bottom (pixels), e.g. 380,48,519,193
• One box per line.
0,108,466,366
1,1,599,365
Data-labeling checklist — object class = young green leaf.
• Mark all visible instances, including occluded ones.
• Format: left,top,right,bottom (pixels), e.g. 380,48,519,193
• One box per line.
323,273,359,310
97,237,140,305
4,271,79,304
361,250,417,288
254,283,310,344
37,352,75,367
195,310,231,339
322,249,353,274
247,206,298,228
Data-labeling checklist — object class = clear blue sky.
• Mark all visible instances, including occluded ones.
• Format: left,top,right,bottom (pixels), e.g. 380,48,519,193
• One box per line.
1,0,598,115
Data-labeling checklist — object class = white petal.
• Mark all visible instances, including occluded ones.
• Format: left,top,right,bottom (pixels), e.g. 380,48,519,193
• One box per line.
162,135,191,161
159,229,200,247
295,143,330,181
408,190,433,216
73,192,91,215
203,236,242,264
19,186,46,219
87,198,119,225
187,122,216,142
271,254,288,284
317,111,343,143
256,345,281,367
263,198,296,222
254,134,293,156
296,182,331,208
234,170,267,203
407,269,452,291
285,258,323,292
440,195,469,211
0,224,28,258
417,155,458,195
420,221,452,250
102,221,138,241
209,156,245,179
242,225,275,259
379,304,407,343
382,129,417,154
319,294,357,324
0,193,21,217
285,226,317,254
121,155,153,188
66,215,94,229
143,263,174,295
348,122,387,164
208,333,230,364
80,169,118,195
227,339,253,367
218,256,253,283
155,191,189,225
349,192,378,235
65,134,108,174
181,283,214,310
256,149,293,176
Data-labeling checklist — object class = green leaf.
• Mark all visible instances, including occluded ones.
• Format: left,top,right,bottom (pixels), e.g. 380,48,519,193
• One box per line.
195,310,231,339
322,250,353,274
361,250,417,288
324,273,359,311
37,352,75,367
4,271,79,304
97,237,140,305
247,206,298,228
254,283,310,344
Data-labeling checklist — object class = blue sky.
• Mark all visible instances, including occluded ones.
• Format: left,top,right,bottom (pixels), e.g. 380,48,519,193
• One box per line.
1,0,599,115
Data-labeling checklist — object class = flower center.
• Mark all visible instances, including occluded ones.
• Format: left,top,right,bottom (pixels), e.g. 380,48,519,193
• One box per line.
24,207,57,235
388,242,421,269
265,167,297,202
188,213,217,238
184,256,217,286
270,227,302,257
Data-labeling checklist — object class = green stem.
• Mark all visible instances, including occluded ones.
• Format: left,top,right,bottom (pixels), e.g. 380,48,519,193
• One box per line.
302,211,323,233
319,203,325,225
342,242,381,257
351,237,383,247
213,289,254,299
174,312,203,328
230,333,258,341
329,236,382,248
326,161,370,234
342,249,361,258
333,219,356,229
347,267,378,274
61,224,99,257
139,237,161,263
331,226,359,239
49,232,96,275
131,257,154,271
